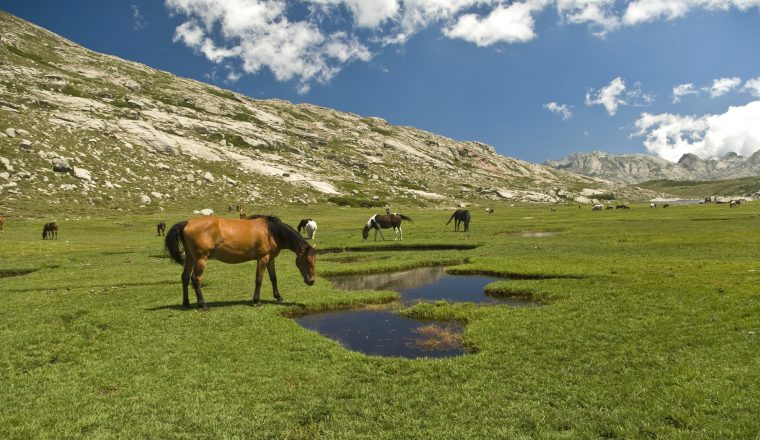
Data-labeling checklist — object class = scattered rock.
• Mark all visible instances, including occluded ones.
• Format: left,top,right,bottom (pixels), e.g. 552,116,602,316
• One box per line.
15,129,29,136
150,191,163,199
185,174,195,182
71,167,93,181
0,172,8,180
51,157,72,172
5,128,16,137
19,139,33,149
200,208,214,216
139,194,151,204
203,172,215,182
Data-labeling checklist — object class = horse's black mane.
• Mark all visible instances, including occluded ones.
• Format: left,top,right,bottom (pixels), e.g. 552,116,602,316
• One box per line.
246,215,310,253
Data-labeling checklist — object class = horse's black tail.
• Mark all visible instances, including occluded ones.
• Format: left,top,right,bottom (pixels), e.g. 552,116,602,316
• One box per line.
446,213,455,225
165,221,188,265
399,214,413,223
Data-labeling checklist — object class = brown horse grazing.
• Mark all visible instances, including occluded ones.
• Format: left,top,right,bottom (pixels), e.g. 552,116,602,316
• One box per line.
156,221,167,236
165,215,317,309
0,216,4,231
446,209,471,232
362,213,413,241
42,222,58,240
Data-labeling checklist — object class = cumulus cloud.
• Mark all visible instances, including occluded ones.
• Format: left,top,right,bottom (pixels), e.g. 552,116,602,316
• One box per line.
672,83,698,103
743,76,760,97
555,0,619,36
585,77,653,116
444,2,541,46
544,102,573,120
706,77,741,98
166,0,371,93
623,0,760,26
633,101,760,162
162,1,760,91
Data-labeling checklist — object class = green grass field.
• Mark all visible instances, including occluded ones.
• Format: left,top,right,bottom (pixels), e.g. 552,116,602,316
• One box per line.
2,204,760,439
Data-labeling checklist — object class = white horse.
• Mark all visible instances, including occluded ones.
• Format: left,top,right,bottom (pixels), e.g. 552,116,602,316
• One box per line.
297,219,318,240
650,203,657,208
592,204,604,211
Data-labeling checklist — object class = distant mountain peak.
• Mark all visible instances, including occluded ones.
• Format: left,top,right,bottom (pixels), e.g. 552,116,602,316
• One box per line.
547,150,760,184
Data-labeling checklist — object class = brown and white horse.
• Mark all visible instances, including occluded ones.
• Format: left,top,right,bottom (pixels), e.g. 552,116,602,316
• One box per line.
362,213,413,241
165,215,316,309
297,219,317,240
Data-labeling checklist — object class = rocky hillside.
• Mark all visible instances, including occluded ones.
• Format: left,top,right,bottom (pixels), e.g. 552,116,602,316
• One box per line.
0,12,641,218
546,150,760,185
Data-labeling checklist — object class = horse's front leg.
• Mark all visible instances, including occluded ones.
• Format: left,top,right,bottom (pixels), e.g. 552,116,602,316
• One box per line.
253,256,268,306
376,227,385,241
267,258,282,303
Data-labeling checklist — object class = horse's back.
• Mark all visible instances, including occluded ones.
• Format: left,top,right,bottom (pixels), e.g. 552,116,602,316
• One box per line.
184,216,273,262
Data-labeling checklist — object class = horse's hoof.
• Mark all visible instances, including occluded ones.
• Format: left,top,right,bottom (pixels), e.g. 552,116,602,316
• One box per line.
199,304,208,311
183,303,191,309
254,302,262,307
276,297,283,303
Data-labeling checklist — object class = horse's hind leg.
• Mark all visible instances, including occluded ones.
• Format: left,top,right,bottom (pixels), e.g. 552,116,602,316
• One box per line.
253,257,268,306
267,258,282,303
191,257,208,310
181,259,194,308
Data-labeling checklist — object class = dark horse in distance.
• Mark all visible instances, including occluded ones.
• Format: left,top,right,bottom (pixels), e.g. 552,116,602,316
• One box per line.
165,215,317,309
362,213,413,241
42,222,58,240
446,209,471,232
156,221,167,236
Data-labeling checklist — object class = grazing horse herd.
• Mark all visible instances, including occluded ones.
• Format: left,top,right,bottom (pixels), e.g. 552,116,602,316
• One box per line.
2,200,746,310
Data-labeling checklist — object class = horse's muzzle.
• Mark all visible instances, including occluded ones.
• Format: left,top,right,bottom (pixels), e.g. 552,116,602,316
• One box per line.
304,277,315,286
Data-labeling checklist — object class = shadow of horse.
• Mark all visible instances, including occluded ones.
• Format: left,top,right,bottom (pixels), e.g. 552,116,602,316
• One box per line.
145,299,304,311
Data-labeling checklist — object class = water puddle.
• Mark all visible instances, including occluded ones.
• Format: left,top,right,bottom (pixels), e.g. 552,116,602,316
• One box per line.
297,310,466,358
296,266,538,358
328,266,535,306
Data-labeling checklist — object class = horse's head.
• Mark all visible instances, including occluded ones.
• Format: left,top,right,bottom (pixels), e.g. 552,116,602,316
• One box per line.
296,245,317,286
361,225,370,240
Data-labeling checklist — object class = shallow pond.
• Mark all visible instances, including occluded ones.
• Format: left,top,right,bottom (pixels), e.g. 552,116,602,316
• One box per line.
328,266,536,306
296,266,537,358
297,310,466,358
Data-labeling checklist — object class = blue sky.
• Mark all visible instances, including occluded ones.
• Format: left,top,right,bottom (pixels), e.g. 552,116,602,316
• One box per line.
2,1,760,163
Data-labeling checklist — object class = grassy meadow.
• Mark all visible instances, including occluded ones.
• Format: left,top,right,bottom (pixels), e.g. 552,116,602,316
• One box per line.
1,203,760,439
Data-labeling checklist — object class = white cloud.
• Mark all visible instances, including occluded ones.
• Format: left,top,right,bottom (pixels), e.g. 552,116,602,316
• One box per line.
555,0,619,36
586,77,654,115
633,101,760,162
131,4,147,30
585,77,624,115
623,0,760,26
743,77,760,97
162,1,760,92
672,83,698,103
444,2,541,46
706,77,741,98
166,0,371,93
544,102,573,120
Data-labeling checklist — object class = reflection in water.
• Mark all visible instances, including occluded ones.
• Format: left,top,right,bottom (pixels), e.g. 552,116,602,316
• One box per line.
328,266,536,306
296,310,465,358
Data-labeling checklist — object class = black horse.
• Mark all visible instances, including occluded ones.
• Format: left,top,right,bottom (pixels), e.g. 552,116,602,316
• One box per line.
42,222,58,240
446,209,471,232
157,221,167,236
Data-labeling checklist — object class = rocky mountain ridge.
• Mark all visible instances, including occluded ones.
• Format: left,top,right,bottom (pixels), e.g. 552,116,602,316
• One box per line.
545,150,760,184
0,12,644,217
